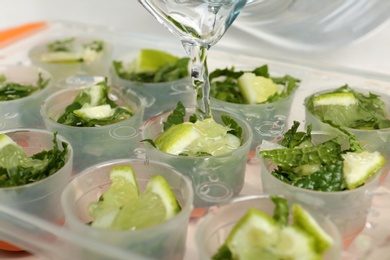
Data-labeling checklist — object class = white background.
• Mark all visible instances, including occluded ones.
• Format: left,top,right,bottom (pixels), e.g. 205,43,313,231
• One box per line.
1,0,390,76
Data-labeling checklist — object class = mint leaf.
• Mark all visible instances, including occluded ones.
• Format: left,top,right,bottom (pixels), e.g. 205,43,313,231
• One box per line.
163,101,186,131
271,196,289,227
57,80,133,127
260,140,342,168
140,139,156,148
0,73,50,101
47,37,75,52
273,160,345,191
212,244,232,260
114,57,189,83
0,132,68,187
221,115,242,139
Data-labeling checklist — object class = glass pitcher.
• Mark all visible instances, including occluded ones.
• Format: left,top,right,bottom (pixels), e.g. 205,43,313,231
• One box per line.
234,0,390,50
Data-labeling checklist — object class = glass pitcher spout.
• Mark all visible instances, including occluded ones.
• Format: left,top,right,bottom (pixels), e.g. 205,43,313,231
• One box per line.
139,0,248,47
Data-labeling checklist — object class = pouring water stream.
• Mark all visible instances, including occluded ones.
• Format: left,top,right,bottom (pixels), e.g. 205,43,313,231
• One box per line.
138,0,248,120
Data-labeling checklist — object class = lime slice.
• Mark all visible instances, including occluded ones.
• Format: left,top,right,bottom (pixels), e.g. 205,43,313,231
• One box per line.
84,84,106,106
186,133,240,156
89,165,139,228
0,134,47,171
106,165,140,203
155,118,241,156
312,92,357,107
111,175,181,230
0,134,16,150
190,118,240,155
155,122,200,155
74,104,114,120
225,208,280,259
40,51,84,63
292,204,333,254
342,150,385,189
82,47,103,63
193,118,229,138
276,226,319,260
237,72,282,104
0,134,27,169
131,49,178,73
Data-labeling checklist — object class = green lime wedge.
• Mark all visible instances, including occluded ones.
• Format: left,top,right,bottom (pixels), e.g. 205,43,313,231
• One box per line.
74,104,114,120
312,92,357,107
292,204,333,254
0,134,28,169
342,150,385,189
186,132,240,156
237,72,282,104
190,118,240,155
0,134,17,150
276,226,320,260
131,49,178,73
111,175,181,230
155,122,200,155
40,51,84,63
225,208,280,259
193,118,229,138
89,165,139,228
0,134,49,171
84,84,106,106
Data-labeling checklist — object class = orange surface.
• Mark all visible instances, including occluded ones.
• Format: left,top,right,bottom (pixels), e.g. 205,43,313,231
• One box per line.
0,241,23,252
0,22,47,48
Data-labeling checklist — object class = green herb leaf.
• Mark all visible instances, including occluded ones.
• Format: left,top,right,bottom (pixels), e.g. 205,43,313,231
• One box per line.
0,132,68,187
0,73,50,101
306,84,390,130
273,160,345,191
57,80,133,127
113,57,189,83
271,196,289,227
163,101,186,131
221,115,242,139
84,40,104,52
260,140,342,168
212,244,233,260
140,139,157,148
47,37,75,52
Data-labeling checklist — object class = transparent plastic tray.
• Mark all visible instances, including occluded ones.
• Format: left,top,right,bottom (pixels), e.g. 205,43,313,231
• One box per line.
0,21,390,260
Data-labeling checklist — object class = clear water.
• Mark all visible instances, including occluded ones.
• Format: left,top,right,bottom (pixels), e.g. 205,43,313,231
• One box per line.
139,0,247,119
